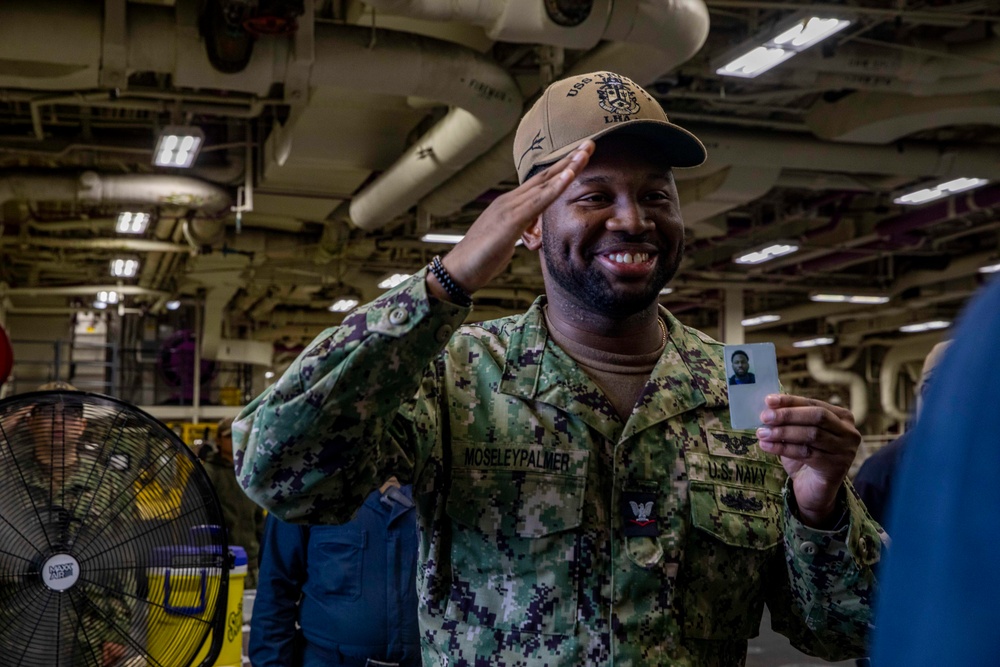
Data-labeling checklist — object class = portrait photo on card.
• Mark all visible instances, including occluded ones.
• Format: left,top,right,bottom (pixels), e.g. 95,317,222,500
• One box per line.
725,343,780,430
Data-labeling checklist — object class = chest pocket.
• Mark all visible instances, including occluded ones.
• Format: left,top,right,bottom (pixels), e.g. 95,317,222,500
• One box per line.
689,480,781,549
444,447,587,636
681,436,785,640
310,529,366,601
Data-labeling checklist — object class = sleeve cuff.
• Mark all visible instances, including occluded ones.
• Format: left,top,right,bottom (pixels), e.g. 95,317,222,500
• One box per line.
366,266,469,338
783,479,883,568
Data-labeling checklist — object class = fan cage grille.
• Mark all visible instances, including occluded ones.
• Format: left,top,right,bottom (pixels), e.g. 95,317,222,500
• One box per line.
0,390,230,667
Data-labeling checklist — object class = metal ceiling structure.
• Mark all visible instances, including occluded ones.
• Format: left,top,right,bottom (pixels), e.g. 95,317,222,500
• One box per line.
0,0,997,432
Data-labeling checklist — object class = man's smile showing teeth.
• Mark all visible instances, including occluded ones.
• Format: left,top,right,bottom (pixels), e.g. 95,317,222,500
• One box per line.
607,252,649,264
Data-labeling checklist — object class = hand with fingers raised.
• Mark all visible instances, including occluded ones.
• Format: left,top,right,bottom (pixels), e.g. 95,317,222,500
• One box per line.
426,141,595,304
755,393,861,529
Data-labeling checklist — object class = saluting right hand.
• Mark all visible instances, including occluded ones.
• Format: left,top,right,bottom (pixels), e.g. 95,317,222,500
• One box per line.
435,141,595,298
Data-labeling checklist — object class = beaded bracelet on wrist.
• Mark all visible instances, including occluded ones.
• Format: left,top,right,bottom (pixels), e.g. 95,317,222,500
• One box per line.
429,255,473,307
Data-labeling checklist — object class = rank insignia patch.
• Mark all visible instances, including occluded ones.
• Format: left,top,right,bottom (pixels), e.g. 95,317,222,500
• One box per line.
622,490,659,537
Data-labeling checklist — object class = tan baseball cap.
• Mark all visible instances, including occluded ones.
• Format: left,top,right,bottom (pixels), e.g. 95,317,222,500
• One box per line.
513,71,707,183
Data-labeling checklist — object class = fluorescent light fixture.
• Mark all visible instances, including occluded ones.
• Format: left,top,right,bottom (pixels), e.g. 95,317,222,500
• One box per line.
979,261,1000,274
421,232,523,247
718,47,797,78
153,125,205,168
264,371,275,379
328,298,359,313
110,257,139,278
116,211,151,235
809,292,890,305
899,320,950,333
741,314,781,327
377,273,411,289
733,241,799,265
421,232,465,244
893,177,988,205
92,290,120,311
659,287,674,296
772,17,851,49
793,336,835,348
716,15,852,79
165,300,182,311
96,290,120,305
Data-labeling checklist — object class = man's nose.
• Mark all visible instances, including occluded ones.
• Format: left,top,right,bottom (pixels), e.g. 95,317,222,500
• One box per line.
605,199,653,234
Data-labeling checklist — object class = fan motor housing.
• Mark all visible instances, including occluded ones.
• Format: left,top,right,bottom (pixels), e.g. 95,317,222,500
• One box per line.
41,553,81,592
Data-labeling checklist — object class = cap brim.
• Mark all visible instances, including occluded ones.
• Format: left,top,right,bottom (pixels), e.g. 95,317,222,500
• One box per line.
524,119,707,182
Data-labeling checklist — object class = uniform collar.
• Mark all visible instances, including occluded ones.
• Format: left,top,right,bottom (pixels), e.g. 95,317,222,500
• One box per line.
368,484,415,525
499,298,728,443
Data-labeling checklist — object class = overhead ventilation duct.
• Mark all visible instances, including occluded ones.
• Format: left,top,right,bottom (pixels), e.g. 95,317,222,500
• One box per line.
806,350,868,426
878,336,942,424
0,1,520,234
741,249,999,336
677,166,782,237
3,285,170,298
362,0,708,55
785,39,1000,142
679,126,1000,180
0,172,231,252
271,24,523,231
792,183,1000,276
1,238,191,253
437,122,1000,238
183,253,252,360
0,172,230,215
0,0,710,235
784,40,1000,96
805,90,1000,144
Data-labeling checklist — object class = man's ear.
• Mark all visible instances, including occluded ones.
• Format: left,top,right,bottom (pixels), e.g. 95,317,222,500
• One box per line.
521,215,543,250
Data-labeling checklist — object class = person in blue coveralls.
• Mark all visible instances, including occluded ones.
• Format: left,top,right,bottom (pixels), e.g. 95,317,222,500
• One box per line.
249,477,419,667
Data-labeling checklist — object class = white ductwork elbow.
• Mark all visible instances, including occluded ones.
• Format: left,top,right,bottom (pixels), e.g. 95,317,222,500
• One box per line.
806,350,869,426
878,338,939,425
348,108,505,230
600,0,710,69
301,24,522,231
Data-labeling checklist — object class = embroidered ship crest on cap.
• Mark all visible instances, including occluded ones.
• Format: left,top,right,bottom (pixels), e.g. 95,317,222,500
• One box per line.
596,74,641,120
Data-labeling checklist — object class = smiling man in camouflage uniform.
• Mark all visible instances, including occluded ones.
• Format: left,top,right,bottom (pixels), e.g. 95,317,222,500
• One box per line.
234,71,884,666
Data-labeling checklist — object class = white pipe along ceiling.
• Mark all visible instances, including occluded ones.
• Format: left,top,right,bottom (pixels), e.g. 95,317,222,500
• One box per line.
0,0,995,434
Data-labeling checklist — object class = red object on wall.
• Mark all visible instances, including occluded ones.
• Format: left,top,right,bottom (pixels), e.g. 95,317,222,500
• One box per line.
0,323,11,386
